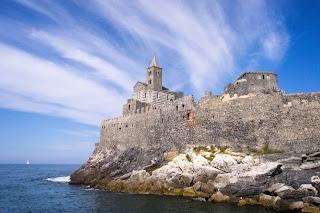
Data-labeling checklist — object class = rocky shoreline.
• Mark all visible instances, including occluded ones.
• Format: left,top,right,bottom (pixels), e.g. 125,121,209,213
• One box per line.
70,145,320,212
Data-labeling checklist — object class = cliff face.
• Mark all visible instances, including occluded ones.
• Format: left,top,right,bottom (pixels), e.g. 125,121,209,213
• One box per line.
71,143,320,211
70,92,320,211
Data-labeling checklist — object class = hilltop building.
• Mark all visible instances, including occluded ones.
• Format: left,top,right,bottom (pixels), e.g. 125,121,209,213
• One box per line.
100,56,320,154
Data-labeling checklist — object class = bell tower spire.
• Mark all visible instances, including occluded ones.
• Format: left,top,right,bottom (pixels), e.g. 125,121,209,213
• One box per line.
147,56,162,91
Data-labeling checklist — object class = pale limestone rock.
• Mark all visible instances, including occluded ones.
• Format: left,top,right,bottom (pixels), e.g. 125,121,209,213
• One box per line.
289,201,304,210
311,176,320,192
241,155,256,165
130,170,150,183
303,196,320,205
258,194,275,207
208,191,230,202
298,184,318,196
182,187,197,197
243,162,280,178
210,154,237,172
300,162,320,170
213,173,238,189
193,166,222,183
274,185,295,197
267,183,286,193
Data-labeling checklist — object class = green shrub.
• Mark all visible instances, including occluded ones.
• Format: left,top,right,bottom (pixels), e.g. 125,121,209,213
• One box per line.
248,145,283,155
204,153,215,161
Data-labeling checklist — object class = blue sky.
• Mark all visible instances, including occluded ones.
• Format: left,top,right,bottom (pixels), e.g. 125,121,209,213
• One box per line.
0,0,319,164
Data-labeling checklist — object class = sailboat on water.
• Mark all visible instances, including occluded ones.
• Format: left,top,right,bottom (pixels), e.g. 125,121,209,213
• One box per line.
26,160,30,165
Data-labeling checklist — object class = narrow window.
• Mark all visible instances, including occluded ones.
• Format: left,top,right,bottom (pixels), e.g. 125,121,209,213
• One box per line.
157,92,159,99
149,80,152,84
128,104,131,110
187,112,191,120
262,75,265,79
182,104,185,108
176,106,178,110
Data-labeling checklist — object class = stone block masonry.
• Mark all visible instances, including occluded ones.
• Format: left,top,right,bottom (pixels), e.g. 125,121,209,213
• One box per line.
100,56,320,154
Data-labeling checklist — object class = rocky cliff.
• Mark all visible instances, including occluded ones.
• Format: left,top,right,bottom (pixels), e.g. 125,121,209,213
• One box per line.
71,89,320,212
71,142,320,212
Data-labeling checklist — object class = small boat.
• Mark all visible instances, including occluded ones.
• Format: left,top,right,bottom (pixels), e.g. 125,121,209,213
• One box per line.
26,160,30,165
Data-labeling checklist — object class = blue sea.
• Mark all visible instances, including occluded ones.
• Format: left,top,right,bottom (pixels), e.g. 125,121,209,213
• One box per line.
0,164,277,213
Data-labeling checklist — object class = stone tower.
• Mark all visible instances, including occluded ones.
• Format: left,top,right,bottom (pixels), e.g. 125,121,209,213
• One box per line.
147,56,162,91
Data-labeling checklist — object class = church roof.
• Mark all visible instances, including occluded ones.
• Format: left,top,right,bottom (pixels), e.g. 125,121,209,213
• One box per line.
149,56,161,68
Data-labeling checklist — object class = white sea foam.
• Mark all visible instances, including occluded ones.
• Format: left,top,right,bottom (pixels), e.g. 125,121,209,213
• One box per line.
46,176,70,183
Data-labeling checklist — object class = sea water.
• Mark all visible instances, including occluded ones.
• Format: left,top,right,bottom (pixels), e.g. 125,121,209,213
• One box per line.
0,164,277,213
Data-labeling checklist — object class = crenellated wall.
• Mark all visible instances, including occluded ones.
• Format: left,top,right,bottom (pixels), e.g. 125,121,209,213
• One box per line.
100,92,320,154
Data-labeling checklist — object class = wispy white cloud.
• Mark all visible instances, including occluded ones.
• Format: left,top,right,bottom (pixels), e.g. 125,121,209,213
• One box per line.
0,43,125,125
262,32,290,61
0,0,290,125
87,0,289,92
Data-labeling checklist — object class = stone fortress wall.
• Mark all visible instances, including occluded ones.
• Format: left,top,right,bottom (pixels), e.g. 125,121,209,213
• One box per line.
100,56,320,154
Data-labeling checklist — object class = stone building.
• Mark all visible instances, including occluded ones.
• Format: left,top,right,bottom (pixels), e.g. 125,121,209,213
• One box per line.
123,56,183,116
101,56,320,154
224,72,278,96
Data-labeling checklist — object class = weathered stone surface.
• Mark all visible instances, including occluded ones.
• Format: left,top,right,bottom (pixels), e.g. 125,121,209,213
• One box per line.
298,184,318,197
311,176,320,192
289,201,304,210
208,191,230,203
258,194,280,208
303,196,320,206
266,183,285,194
274,185,295,198
182,187,197,197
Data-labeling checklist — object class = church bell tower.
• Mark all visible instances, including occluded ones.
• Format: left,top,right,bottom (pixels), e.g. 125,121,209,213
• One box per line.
147,56,162,91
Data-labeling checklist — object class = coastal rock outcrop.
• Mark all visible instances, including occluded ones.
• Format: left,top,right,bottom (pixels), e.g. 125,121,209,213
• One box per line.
71,144,320,212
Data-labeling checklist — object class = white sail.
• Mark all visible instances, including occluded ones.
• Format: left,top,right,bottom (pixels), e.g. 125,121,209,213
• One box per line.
26,160,30,165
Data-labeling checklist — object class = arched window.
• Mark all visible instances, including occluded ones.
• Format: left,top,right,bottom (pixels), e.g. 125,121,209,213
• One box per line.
128,104,131,110
176,106,178,110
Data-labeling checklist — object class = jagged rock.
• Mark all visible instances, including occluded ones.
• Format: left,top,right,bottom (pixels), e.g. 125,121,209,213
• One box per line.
311,176,320,192
192,181,202,191
130,170,150,183
274,185,295,197
301,162,320,170
241,155,256,165
193,166,222,183
238,198,258,206
167,172,193,188
182,187,197,197
281,189,314,200
195,191,211,198
303,196,320,206
198,180,216,194
266,183,286,194
301,206,320,213
258,194,280,207
298,184,318,196
210,154,237,172
208,191,230,203
289,201,304,210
